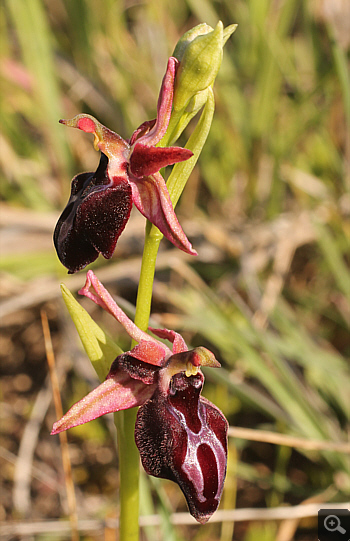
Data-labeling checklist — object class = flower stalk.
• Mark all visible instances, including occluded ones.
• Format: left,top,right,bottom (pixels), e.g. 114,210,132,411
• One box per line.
115,222,162,541
114,85,216,541
114,409,140,541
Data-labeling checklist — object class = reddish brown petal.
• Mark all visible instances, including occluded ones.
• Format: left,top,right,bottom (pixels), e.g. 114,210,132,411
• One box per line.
128,340,169,366
129,120,156,146
134,57,178,147
54,153,132,273
129,142,193,178
149,328,188,354
130,171,197,255
54,178,100,273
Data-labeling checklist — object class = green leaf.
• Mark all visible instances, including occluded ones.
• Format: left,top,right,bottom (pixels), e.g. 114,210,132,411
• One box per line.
61,284,122,381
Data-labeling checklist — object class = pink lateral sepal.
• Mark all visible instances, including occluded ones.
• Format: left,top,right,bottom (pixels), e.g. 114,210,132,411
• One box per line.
51,372,156,434
138,57,178,146
130,172,197,256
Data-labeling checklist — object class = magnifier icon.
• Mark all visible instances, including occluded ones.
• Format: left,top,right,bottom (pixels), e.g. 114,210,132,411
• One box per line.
324,514,346,534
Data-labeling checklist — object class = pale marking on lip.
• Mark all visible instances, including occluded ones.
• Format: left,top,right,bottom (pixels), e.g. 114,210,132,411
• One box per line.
168,402,226,504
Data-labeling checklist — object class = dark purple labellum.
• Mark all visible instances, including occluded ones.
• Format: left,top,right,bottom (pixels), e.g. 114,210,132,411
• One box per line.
54,153,132,273
135,371,228,524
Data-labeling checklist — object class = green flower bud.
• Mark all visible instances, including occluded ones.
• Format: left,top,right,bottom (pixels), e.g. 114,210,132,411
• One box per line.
173,23,214,62
172,21,237,112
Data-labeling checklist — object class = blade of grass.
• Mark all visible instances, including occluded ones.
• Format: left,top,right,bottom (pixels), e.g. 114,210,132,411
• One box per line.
5,0,70,176
41,311,79,541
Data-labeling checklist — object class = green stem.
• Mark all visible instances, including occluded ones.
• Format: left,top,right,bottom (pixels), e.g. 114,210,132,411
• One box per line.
115,222,163,541
115,86,215,541
328,23,350,130
114,409,140,541
133,221,163,335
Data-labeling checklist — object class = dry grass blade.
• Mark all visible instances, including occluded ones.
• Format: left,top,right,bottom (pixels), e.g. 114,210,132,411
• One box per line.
2,501,350,536
276,490,337,541
228,427,350,453
13,384,53,515
0,446,57,491
252,212,315,329
41,311,79,541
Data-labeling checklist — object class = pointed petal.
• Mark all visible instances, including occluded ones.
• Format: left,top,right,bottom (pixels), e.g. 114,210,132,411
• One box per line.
149,328,188,354
129,142,193,178
129,120,156,146
134,57,178,147
51,373,156,434
79,271,166,347
129,340,170,366
130,171,197,255
60,115,129,163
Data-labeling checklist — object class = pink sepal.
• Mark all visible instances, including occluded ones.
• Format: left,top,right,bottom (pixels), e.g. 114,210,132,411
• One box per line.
130,171,197,256
137,57,178,147
51,373,156,434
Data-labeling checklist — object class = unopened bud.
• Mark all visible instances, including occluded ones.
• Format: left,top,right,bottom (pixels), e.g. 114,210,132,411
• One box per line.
173,21,237,112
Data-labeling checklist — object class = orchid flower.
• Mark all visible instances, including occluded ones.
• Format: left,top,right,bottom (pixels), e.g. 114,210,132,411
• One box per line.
52,271,228,524
54,57,196,274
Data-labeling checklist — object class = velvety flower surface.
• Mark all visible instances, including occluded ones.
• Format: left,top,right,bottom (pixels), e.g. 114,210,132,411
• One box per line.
52,271,228,523
54,57,196,273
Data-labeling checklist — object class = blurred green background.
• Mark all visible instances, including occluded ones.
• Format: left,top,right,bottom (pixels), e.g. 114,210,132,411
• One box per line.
1,1,349,540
